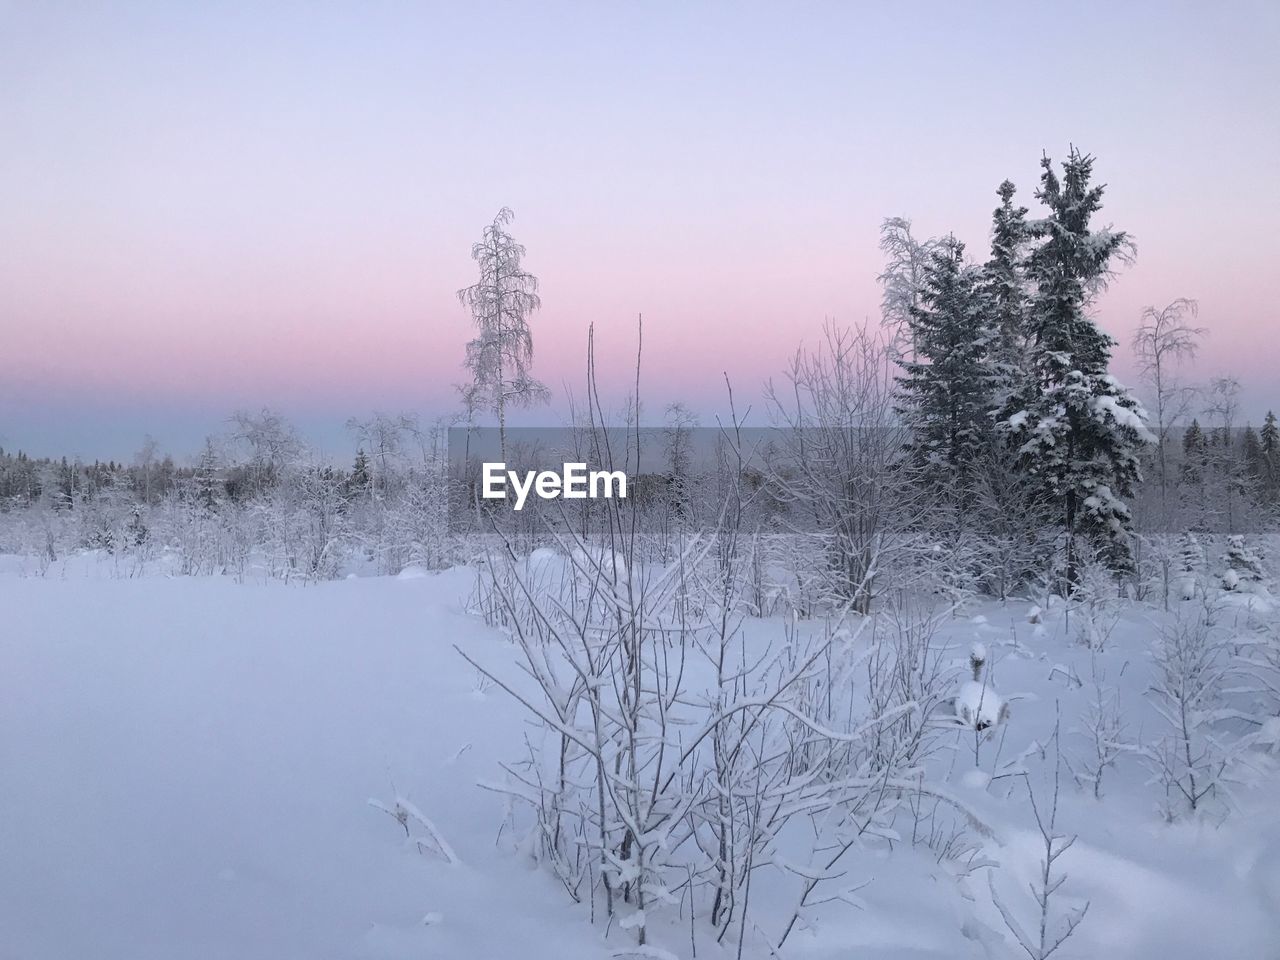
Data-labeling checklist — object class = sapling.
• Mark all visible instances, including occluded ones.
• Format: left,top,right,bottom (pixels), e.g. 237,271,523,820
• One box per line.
1068,652,1129,799
990,715,1089,959
1142,602,1239,819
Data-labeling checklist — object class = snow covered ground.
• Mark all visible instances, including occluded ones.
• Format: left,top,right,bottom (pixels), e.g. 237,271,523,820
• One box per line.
3,557,1279,959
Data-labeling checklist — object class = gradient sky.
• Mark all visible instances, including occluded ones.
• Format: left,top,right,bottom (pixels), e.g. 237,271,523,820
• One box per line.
2,0,1278,461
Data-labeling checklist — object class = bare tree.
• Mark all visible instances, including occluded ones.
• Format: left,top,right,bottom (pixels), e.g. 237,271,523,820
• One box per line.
1131,298,1204,511
458,207,549,460
764,323,917,613
345,412,416,495
876,216,939,355
230,408,304,496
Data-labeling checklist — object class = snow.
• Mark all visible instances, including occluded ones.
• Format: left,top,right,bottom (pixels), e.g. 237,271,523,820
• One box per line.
0,566,603,960
3,559,1279,959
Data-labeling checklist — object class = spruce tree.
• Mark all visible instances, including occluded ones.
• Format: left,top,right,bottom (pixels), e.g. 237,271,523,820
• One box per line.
1262,411,1279,456
1004,150,1150,578
896,237,996,497
984,180,1032,420
1182,418,1205,459
350,450,373,497
195,438,222,512
1243,425,1262,478
1221,535,1265,591
1261,411,1279,498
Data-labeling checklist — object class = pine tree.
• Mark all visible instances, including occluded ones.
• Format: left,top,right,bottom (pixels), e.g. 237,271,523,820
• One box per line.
896,237,996,497
1004,150,1150,578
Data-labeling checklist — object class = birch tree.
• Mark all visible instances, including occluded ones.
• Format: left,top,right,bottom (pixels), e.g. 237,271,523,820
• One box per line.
458,207,549,460
1131,298,1204,511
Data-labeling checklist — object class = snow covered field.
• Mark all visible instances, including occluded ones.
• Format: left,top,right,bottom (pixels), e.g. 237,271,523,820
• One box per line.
4,558,1279,959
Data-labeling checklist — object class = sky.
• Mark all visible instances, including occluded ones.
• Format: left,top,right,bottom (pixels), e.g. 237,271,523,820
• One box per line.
2,0,1278,461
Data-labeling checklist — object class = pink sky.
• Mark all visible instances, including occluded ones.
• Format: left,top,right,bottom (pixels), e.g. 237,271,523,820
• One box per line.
2,2,1277,458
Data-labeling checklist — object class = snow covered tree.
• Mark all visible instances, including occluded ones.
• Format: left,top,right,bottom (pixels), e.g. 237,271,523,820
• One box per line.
345,413,415,496
877,216,939,356
1198,377,1258,532
1182,418,1205,459
1220,535,1265,592
194,437,223,513
1004,150,1150,580
766,323,917,612
1178,531,1202,572
1176,529,1205,595
984,180,1033,419
458,208,549,461
1262,411,1280,452
349,449,372,498
895,237,996,497
1144,604,1239,818
1243,424,1263,479
1131,298,1203,515
230,408,304,498
1262,411,1280,500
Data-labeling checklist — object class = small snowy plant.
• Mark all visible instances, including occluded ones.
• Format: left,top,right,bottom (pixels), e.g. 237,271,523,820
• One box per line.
368,796,460,865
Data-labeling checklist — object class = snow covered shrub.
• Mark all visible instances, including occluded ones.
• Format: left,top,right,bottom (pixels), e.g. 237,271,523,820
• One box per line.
861,600,957,775
911,525,987,609
461,469,981,954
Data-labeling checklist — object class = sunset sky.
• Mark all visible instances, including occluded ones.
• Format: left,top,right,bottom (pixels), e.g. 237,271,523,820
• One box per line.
2,1,1277,460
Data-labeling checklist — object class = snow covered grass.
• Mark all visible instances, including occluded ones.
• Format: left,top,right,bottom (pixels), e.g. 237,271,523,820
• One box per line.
3,557,1279,959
